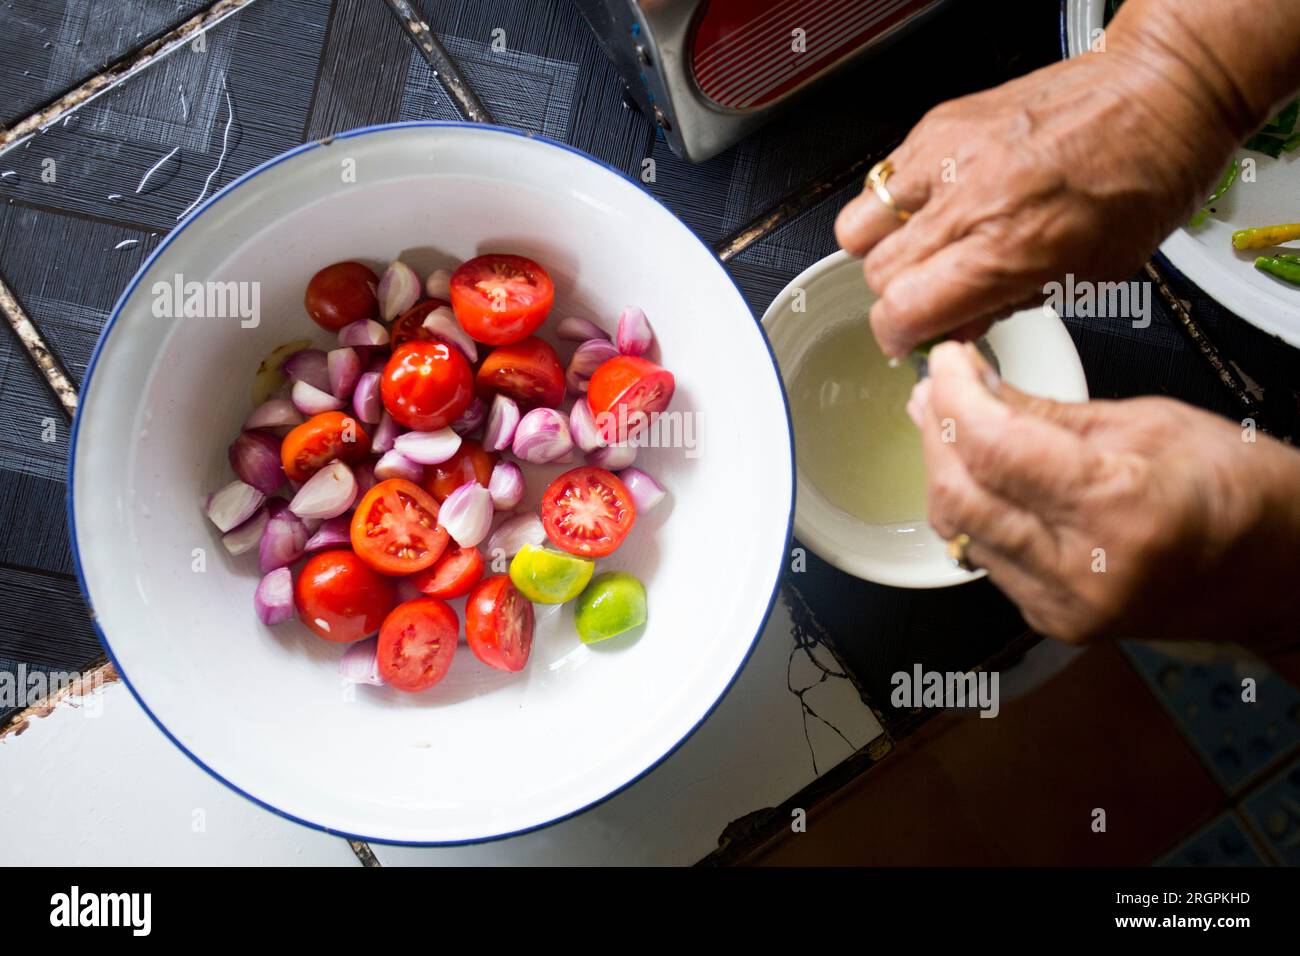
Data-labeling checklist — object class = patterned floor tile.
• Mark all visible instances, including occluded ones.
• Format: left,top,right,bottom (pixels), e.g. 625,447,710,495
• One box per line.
1122,642,1300,793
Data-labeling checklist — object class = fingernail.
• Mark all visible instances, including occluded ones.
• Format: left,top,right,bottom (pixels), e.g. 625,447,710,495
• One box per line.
870,304,907,360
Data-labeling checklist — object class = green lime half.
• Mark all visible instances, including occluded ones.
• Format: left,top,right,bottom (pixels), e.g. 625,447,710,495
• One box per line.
509,543,594,604
575,572,647,644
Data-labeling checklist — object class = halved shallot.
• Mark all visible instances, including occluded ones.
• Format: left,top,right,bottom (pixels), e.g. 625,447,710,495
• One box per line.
619,467,666,513
260,499,308,573
484,394,520,451
229,429,286,494
616,306,653,356
327,347,362,399
557,316,608,342
566,338,619,392
488,461,524,510
243,398,303,431
206,480,265,533
378,260,421,321
393,427,461,465
283,348,331,392
339,636,385,685
289,460,357,520
512,407,571,463
438,481,493,547
292,379,344,415
254,567,295,625
338,318,390,348
486,512,546,558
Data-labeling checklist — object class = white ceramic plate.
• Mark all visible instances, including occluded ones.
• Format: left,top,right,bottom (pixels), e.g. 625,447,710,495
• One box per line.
1064,0,1300,345
69,123,794,844
763,251,1088,588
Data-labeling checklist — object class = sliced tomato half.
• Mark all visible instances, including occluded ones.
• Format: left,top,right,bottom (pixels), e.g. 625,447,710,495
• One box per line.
390,299,449,348
280,411,370,483
475,336,565,409
540,466,636,558
350,478,450,576
422,439,497,503
450,254,554,345
409,544,485,599
377,597,459,691
586,355,675,443
465,574,534,672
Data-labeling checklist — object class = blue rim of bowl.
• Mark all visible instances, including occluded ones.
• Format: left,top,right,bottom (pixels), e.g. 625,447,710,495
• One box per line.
65,120,796,848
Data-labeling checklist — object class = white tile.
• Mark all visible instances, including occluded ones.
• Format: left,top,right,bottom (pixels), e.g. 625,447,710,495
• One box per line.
0,679,360,866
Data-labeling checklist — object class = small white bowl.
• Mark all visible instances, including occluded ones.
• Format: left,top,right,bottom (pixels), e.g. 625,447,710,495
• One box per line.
69,123,794,844
762,250,1088,588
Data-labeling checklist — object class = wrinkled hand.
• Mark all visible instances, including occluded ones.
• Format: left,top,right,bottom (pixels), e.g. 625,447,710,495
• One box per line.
835,51,1237,357
909,343,1300,645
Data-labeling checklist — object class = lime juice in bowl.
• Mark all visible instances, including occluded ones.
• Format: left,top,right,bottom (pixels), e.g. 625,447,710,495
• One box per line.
788,315,927,527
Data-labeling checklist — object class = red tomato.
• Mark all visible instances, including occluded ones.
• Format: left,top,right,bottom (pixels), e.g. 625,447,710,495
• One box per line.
475,337,565,409
295,550,396,643
390,299,449,348
450,254,554,345
586,355,675,443
280,411,370,482
304,261,378,331
409,545,485,599
377,598,459,691
350,478,450,576
465,575,534,672
381,340,473,431
423,439,497,502
540,466,636,558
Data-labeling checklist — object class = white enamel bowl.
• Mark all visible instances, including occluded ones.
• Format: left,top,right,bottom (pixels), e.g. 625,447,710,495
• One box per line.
69,123,794,844
762,250,1088,589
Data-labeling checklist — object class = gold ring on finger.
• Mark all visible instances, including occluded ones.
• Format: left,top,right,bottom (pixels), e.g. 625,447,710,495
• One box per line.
866,159,912,223
947,532,977,572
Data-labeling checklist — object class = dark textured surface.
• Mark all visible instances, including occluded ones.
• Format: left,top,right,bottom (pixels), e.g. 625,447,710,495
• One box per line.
0,0,211,128
0,0,1297,752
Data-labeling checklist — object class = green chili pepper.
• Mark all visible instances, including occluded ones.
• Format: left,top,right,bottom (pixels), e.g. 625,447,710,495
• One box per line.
1190,159,1238,227
1255,255,1300,287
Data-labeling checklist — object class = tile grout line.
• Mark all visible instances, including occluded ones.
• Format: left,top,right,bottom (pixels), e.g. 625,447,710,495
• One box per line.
347,839,382,866
0,0,259,156
0,273,78,417
378,0,496,124
0,656,116,740
1143,259,1266,427
712,142,900,263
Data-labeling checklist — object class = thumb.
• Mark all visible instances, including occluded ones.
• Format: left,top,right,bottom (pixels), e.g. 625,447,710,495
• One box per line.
923,342,1094,512
961,342,1102,435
